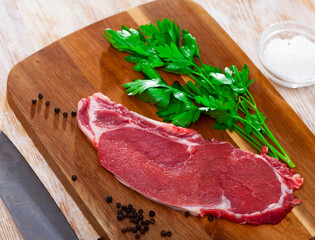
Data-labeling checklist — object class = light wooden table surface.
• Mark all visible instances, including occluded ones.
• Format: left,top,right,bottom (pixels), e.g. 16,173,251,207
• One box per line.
0,0,314,239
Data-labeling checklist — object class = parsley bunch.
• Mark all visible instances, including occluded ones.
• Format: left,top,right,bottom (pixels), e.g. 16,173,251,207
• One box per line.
103,19,294,168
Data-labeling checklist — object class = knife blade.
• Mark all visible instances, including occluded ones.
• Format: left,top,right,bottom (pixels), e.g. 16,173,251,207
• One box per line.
0,131,78,240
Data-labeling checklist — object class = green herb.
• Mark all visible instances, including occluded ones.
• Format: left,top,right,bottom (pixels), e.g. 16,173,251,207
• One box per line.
103,19,294,168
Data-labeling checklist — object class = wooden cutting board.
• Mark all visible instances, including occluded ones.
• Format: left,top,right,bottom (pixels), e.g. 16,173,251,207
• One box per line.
7,0,315,239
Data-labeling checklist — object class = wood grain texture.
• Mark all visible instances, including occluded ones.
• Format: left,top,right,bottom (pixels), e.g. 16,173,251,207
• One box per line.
6,0,315,239
1,0,315,239
0,197,24,240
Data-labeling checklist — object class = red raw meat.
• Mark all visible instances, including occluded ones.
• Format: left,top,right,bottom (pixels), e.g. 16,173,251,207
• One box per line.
77,93,303,225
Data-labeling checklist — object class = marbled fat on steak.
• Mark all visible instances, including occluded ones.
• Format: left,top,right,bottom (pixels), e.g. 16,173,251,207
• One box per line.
77,93,303,225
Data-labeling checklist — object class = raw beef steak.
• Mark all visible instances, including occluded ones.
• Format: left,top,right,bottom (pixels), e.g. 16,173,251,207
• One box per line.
77,93,303,225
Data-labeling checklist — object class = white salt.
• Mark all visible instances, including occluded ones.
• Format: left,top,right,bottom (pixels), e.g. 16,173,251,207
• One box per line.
263,35,315,81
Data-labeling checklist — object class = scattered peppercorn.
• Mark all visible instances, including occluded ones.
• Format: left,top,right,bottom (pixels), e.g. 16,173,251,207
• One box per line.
121,228,127,234
127,227,132,232
150,219,155,224
97,238,102,240
138,215,143,220
32,99,37,104
132,212,138,218
71,175,77,181
63,112,68,118
141,221,146,226
134,219,139,224
185,212,190,217
145,220,150,225
117,214,124,221
122,205,127,211
136,224,141,230
105,196,112,203
128,204,133,209
71,111,76,117
208,215,214,221
135,234,140,239
117,209,122,215
140,228,146,234
132,227,137,233
128,213,133,218
149,210,155,217
131,208,136,213
54,107,60,113
167,231,172,237
38,93,43,99
45,101,50,106
144,225,149,231
126,208,131,213
138,209,143,215
161,231,167,237
116,202,121,208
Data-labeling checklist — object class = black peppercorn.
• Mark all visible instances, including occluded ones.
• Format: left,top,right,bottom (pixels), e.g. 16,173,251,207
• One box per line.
117,214,124,221
97,238,102,240
149,210,155,217
141,221,146,226
32,99,37,104
144,225,149,231
138,215,143,220
128,204,133,209
140,228,146,234
127,227,132,232
138,209,143,215
71,175,77,181
54,107,60,113
116,202,121,208
126,208,131,213
132,213,138,218
63,112,68,118
105,196,112,203
131,208,136,213
208,215,214,221
121,228,127,234
145,220,150,225
135,234,140,239
185,211,190,217
128,212,133,218
167,231,172,237
161,231,167,237
134,219,139,224
150,219,155,224
136,223,141,230
45,101,50,106
38,93,43,99
132,227,137,233
117,209,122,215
71,111,76,117
122,205,127,211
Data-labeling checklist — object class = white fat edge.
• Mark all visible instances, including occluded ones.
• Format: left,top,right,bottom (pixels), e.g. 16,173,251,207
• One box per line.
131,111,201,141
77,100,96,143
89,107,200,151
